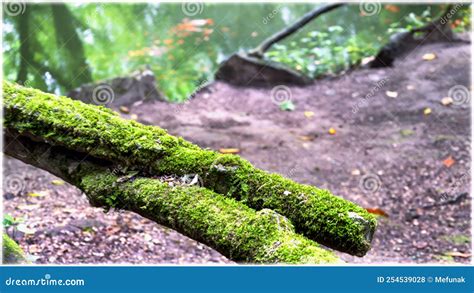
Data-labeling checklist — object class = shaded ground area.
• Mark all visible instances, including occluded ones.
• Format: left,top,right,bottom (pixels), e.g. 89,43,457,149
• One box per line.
4,42,471,264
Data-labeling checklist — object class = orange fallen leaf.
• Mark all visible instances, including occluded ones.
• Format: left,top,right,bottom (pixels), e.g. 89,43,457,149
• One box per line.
445,251,471,258
385,4,400,13
328,128,336,135
422,53,437,61
443,156,455,168
219,148,240,154
298,135,314,142
365,208,389,217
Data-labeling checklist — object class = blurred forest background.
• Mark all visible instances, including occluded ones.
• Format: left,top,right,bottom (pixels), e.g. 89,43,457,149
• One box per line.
3,3,470,101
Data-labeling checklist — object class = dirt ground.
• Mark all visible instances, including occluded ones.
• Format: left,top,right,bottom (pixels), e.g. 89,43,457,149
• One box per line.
3,41,471,264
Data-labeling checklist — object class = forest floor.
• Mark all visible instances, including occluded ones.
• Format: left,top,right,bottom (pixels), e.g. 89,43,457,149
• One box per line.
4,41,471,264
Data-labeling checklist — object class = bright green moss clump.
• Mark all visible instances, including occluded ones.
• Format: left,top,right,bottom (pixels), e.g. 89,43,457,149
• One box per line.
3,81,376,256
79,169,339,264
3,233,27,264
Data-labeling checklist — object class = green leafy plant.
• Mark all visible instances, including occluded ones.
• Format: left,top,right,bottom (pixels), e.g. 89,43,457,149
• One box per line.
279,100,295,111
3,214,21,228
266,26,378,79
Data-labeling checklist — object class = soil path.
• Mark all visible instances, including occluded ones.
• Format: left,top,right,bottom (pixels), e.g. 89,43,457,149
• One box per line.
4,42,471,264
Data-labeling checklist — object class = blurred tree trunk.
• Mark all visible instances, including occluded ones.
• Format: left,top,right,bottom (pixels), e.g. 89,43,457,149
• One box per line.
15,7,30,85
51,4,92,88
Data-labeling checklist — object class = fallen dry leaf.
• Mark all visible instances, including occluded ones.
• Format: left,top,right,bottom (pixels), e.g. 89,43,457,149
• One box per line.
17,223,36,234
18,204,40,211
351,169,361,176
51,180,65,186
328,128,336,135
119,106,130,114
304,111,315,118
422,53,437,61
360,56,375,66
442,155,455,168
406,85,415,90
441,97,453,106
423,107,432,115
27,192,45,197
385,91,398,98
219,148,240,154
365,208,389,217
445,251,471,258
130,114,138,120
298,135,314,142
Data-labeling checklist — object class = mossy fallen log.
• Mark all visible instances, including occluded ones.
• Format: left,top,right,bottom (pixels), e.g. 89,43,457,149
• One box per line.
3,134,338,264
2,233,28,264
3,81,377,256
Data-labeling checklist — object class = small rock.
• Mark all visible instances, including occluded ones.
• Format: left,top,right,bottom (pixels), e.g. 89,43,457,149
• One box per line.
351,169,361,176
441,97,453,106
385,91,398,98
414,241,428,249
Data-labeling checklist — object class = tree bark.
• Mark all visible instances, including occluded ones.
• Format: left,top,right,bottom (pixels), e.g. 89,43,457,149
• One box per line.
3,81,376,256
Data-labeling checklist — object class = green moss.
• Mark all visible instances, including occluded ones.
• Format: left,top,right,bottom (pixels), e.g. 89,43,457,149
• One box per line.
3,81,376,256
2,233,27,264
78,169,339,264
442,234,471,245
